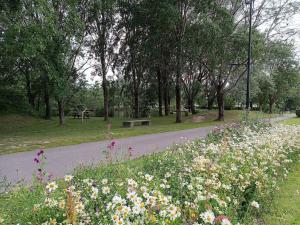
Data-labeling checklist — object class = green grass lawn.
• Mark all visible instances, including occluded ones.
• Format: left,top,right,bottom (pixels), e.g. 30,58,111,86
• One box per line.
0,110,275,155
282,117,300,125
261,162,300,225
260,117,300,225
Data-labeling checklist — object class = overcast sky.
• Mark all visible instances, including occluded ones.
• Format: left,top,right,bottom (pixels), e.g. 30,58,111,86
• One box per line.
291,13,300,58
84,4,300,84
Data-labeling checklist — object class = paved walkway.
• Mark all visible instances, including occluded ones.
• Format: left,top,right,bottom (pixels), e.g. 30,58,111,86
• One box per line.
0,114,292,183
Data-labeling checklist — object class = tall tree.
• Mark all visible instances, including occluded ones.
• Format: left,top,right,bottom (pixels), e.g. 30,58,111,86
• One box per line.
173,0,190,122
264,41,299,113
89,0,116,121
31,0,88,125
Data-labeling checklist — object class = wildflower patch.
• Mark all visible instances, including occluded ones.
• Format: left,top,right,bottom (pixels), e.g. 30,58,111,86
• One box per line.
0,123,299,225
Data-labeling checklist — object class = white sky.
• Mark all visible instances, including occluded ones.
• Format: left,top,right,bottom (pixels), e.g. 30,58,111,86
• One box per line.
291,13,300,58
83,4,300,84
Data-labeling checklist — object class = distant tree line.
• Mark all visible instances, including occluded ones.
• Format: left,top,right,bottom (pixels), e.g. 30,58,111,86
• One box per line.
0,0,299,125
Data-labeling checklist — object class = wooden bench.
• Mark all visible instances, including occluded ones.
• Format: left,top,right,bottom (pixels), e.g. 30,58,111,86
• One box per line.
123,120,151,128
170,110,189,117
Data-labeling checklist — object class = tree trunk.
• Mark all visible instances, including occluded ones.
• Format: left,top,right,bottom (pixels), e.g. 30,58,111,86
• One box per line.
259,102,263,112
187,97,192,113
157,67,163,116
258,97,263,112
164,88,170,116
207,95,215,110
191,97,196,114
132,68,139,118
43,75,51,120
133,88,139,118
163,68,170,116
99,13,109,121
25,74,35,108
36,93,41,111
175,41,182,123
175,78,181,122
58,100,64,126
269,95,275,114
102,76,109,121
217,89,225,121
101,54,109,121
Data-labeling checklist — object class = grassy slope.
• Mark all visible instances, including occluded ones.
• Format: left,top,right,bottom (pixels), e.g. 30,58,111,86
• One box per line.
0,110,274,155
260,117,300,225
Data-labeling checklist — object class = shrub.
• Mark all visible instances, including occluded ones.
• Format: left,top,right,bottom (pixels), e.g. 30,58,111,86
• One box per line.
296,109,300,117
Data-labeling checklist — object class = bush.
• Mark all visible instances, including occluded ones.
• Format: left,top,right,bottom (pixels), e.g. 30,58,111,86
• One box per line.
95,107,104,117
296,109,300,117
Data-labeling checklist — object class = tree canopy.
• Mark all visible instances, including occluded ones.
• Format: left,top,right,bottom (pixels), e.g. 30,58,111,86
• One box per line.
0,0,299,124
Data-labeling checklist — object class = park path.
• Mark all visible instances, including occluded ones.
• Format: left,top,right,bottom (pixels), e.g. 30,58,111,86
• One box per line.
0,114,292,184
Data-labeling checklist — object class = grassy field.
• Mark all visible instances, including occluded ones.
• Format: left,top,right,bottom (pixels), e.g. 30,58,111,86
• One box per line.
0,110,275,155
282,117,300,125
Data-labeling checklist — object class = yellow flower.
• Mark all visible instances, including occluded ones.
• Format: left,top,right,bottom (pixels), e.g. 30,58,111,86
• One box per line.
112,214,119,221
46,181,58,192
64,175,74,182
32,204,40,212
50,218,57,225
190,210,197,219
165,218,171,224
58,200,65,209
149,214,157,223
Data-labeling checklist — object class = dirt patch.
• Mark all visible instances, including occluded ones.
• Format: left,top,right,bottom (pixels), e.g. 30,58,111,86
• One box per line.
192,115,207,122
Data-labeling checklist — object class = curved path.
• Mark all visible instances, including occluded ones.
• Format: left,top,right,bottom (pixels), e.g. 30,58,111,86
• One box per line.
0,115,292,184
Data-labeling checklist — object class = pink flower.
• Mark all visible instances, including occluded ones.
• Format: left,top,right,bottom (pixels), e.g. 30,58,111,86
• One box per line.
107,141,116,150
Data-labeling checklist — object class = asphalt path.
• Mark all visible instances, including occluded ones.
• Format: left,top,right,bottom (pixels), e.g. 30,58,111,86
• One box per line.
0,114,292,184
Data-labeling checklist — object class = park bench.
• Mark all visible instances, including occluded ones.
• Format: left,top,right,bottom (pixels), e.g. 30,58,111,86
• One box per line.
170,110,189,117
123,119,151,128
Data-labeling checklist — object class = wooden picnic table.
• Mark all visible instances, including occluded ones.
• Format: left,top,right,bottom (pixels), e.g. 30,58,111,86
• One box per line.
72,110,90,119
123,119,151,128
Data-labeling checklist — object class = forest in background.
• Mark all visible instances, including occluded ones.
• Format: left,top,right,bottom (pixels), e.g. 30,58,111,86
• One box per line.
1,0,300,125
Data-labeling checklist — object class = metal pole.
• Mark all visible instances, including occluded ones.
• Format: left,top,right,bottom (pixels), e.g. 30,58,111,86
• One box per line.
246,0,253,119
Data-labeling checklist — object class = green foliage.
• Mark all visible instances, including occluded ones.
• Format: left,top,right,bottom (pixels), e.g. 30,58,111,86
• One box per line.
0,0,299,123
0,84,28,114
251,41,300,113
296,109,300,117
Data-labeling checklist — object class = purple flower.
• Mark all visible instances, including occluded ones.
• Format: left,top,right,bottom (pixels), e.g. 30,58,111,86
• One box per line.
48,173,53,181
37,150,44,156
107,141,116,150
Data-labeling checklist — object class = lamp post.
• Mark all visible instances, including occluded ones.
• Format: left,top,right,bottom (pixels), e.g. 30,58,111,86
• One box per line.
245,0,253,119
